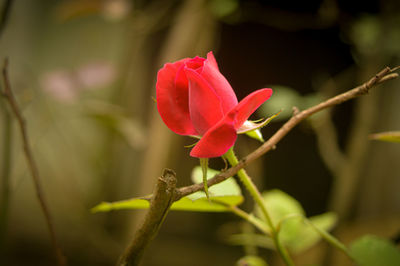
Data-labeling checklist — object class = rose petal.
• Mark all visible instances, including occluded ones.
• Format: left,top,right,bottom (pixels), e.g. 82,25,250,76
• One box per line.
185,68,224,135
205,51,219,70
190,112,237,158
156,59,198,135
185,56,206,73
230,88,273,129
200,52,238,113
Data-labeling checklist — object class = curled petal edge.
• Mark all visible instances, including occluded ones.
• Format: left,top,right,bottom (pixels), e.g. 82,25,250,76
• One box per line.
231,88,273,130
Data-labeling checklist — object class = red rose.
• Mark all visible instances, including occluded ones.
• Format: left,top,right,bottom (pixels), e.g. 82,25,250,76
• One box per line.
156,52,272,158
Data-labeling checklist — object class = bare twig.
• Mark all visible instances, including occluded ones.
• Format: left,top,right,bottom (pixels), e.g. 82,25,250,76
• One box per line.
1,59,67,266
118,169,177,266
0,0,13,40
0,69,12,257
176,66,399,199
0,0,15,256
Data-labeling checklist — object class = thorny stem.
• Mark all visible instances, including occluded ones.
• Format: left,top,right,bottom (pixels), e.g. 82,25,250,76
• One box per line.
223,147,294,266
117,169,177,266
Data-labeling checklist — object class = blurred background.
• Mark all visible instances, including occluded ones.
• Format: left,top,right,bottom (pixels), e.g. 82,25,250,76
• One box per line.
0,0,399,265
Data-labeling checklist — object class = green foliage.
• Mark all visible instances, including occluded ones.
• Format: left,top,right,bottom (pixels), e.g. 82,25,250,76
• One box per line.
369,131,400,143
349,235,400,266
208,0,239,18
351,16,381,56
92,166,243,213
91,195,243,213
191,166,241,198
236,255,269,266
182,166,243,211
253,190,337,254
285,212,337,254
91,198,150,213
171,195,243,212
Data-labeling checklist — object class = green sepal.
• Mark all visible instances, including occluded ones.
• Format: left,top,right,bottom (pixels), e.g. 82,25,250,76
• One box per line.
199,158,210,200
237,111,281,142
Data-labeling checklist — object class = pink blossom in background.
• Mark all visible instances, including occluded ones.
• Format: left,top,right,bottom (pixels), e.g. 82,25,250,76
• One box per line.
41,61,116,103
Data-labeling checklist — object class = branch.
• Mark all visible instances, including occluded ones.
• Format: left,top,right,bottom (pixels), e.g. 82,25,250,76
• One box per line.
1,59,67,266
0,0,13,40
117,169,177,266
176,66,399,199
0,67,12,257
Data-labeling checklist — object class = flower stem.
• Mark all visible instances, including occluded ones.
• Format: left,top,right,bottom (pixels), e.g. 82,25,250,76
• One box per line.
228,205,271,236
223,147,294,266
302,218,353,260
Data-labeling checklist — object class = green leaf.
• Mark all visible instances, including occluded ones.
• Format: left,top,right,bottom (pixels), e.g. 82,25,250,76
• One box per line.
255,190,338,254
91,195,243,213
237,255,269,266
191,166,241,198
170,195,243,212
256,189,305,226
369,131,400,143
92,166,243,214
282,212,337,254
350,235,400,266
91,198,150,213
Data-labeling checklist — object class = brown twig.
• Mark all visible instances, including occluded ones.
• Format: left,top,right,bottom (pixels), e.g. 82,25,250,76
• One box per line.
0,0,13,40
175,66,399,199
0,68,12,258
1,59,67,266
117,169,177,266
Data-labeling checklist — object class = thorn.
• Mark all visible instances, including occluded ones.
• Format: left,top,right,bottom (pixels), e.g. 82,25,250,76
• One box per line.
221,156,228,171
292,106,300,116
390,66,400,72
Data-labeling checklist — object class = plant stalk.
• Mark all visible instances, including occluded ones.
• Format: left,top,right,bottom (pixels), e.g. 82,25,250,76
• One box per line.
223,147,294,266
